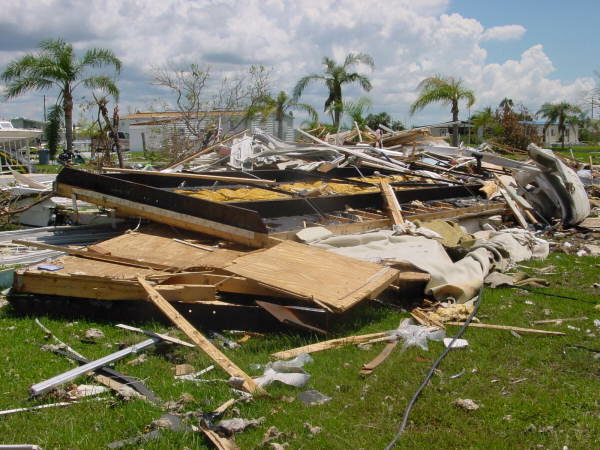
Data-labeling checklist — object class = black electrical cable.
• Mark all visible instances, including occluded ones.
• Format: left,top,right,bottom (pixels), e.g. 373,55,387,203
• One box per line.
384,286,484,450
506,285,598,304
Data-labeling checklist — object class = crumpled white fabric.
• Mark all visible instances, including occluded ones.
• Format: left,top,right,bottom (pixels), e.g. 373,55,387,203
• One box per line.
253,353,313,388
311,227,548,303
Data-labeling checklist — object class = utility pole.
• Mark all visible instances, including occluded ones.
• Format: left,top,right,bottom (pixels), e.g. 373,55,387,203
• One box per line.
43,95,46,122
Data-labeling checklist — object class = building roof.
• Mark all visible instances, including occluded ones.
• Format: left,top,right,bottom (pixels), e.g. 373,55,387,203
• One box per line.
416,120,473,128
121,110,247,120
519,120,562,126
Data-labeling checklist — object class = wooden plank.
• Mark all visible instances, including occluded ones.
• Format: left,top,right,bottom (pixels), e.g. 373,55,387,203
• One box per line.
380,181,404,225
223,241,399,312
497,187,528,229
55,184,269,248
360,341,399,375
137,277,266,395
15,271,216,302
445,322,566,335
271,332,389,359
12,239,175,272
103,167,276,185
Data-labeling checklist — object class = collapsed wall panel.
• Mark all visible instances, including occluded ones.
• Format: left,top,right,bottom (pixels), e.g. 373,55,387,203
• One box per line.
55,168,270,248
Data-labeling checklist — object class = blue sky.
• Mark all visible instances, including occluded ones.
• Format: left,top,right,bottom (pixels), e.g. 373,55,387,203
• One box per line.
452,0,598,83
0,0,597,125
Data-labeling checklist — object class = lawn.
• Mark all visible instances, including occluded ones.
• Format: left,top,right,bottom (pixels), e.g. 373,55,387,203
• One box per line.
0,252,598,449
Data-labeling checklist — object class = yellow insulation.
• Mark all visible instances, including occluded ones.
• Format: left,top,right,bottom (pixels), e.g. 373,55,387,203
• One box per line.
175,175,420,203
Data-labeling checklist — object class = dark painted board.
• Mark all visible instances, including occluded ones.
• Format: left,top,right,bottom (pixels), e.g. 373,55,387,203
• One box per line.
56,168,268,233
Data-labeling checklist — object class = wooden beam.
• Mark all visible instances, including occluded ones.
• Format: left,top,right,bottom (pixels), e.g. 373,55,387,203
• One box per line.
102,167,276,186
271,331,389,360
12,239,175,272
137,277,266,395
55,185,270,248
497,187,528,229
15,271,217,302
380,181,404,225
445,321,566,335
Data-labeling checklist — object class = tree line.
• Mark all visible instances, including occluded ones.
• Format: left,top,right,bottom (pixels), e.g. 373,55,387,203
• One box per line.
1,38,594,159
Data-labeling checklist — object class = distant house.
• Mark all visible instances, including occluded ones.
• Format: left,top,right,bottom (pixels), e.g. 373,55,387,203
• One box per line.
120,110,294,152
417,120,474,140
519,120,579,146
10,117,45,130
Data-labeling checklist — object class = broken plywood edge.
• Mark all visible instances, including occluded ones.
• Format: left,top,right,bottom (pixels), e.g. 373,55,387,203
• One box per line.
223,241,399,312
137,277,266,395
271,331,389,360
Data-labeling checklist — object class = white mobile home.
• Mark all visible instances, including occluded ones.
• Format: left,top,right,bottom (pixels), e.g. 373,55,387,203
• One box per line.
121,110,294,152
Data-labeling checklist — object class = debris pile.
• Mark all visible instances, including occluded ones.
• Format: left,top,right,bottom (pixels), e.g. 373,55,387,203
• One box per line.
0,126,597,448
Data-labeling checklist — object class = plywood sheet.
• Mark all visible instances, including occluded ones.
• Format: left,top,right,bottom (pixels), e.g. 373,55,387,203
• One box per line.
87,229,245,270
90,231,212,269
223,241,399,312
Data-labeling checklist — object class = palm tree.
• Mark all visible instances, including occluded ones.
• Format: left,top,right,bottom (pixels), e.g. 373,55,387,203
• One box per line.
471,106,498,140
499,97,514,112
293,53,374,129
536,102,583,149
409,75,476,146
342,97,372,129
1,38,121,152
248,90,318,139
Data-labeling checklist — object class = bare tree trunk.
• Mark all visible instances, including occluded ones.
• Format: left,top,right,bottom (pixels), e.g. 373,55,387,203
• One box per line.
96,96,124,168
451,100,459,147
112,105,124,168
277,108,284,140
64,90,73,152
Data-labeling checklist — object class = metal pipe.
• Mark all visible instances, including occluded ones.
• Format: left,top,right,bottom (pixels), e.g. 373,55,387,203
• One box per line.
30,337,160,397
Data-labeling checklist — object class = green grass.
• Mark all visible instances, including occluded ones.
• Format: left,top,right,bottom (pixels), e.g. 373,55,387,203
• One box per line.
0,252,598,449
551,147,600,164
33,164,63,174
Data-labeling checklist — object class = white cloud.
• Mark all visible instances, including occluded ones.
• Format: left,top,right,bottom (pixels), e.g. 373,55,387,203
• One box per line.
0,0,594,125
482,24,526,41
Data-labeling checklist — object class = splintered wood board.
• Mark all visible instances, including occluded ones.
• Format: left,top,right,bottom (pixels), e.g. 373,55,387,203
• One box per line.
223,241,399,312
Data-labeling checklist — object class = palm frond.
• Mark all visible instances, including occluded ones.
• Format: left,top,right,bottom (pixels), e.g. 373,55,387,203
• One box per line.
81,48,122,73
83,76,120,101
292,74,324,100
344,73,372,92
343,52,375,69
288,101,318,122
3,77,54,99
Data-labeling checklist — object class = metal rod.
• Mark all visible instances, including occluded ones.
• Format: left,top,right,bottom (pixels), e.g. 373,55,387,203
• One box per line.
30,337,160,397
